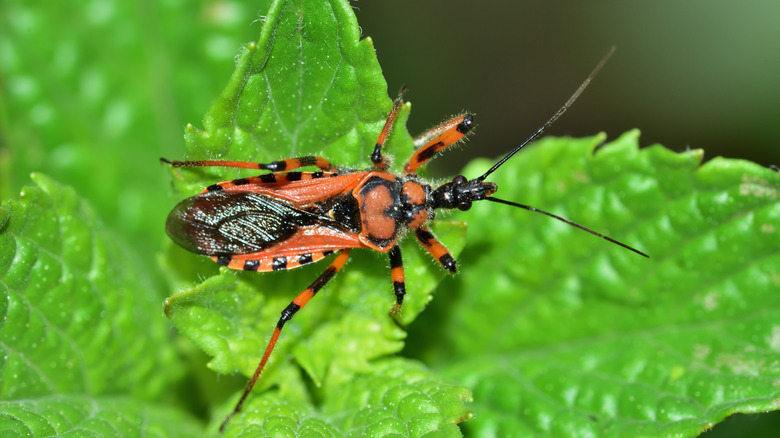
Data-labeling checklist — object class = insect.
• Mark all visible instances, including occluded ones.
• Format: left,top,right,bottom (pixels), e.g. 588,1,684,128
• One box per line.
162,47,647,432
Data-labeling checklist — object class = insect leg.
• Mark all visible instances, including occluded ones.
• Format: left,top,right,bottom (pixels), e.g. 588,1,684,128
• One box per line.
220,249,351,432
414,226,457,274
370,87,408,170
160,156,337,172
403,114,474,175
388,244,406,317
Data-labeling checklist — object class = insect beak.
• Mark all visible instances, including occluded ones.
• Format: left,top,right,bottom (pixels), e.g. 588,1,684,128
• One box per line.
482,181,498,197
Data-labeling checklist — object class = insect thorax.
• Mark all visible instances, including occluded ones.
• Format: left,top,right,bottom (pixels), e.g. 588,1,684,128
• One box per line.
352,172,434,251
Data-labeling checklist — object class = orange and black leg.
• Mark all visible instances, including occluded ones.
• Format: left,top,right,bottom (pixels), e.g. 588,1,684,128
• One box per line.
370,87,408,170
219,249,351,432
161,156,336,173
414,226,457,274
404,114,474,175
388,244,406,316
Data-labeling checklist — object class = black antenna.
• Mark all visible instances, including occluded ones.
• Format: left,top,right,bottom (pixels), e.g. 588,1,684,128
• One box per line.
487,197,648,257
476,47,615,183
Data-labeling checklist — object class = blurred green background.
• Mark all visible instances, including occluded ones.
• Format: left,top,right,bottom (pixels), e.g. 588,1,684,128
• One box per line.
356,1,780,175
2,0,778,436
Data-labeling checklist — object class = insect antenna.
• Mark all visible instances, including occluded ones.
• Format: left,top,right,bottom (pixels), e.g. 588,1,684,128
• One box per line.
486,197,648,257
476,46,615,183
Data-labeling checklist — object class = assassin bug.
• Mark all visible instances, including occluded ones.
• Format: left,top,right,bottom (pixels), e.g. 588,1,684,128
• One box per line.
162,47,647,432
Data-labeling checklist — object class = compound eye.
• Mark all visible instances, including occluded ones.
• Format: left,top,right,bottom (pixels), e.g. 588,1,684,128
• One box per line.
458,201,472,211
453,175,468,185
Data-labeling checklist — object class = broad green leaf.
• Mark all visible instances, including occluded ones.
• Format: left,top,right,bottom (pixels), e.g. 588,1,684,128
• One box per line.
0,394,202,437
0,0,269,257
8,0,769,435
0,174,178,401
219,358,472,437
403,131,780,437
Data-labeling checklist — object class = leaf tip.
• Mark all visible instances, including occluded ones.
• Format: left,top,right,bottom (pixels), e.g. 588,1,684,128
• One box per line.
456,411,475,424
163,297,175,318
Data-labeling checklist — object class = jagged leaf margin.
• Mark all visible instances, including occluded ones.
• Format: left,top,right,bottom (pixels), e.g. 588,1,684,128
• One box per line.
0,394,202,437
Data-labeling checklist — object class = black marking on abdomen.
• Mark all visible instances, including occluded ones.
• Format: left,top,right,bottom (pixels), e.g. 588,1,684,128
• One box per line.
260,173,277,183
216,255,232,266
243,259,260,271
272,256,288,271
298,253,314,265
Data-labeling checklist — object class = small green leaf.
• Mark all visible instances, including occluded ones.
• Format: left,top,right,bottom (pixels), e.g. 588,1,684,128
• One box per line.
0,394,202,437
406,131,780,437
0,174,178,401
219,358,471,437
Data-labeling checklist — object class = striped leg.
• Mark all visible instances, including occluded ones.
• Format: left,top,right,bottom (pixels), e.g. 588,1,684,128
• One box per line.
388,244,406,316
219,249,351,432
370,87,408,169
403,114,475,175
161,156,336,172
414,226,457,274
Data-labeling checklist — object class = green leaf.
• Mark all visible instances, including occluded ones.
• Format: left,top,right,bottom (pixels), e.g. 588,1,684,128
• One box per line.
168,0,414,198
0,394,202,437
8,0,766,435
404,131,780,437
0,0,268,256
219,358,472,437
0,174,178,401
